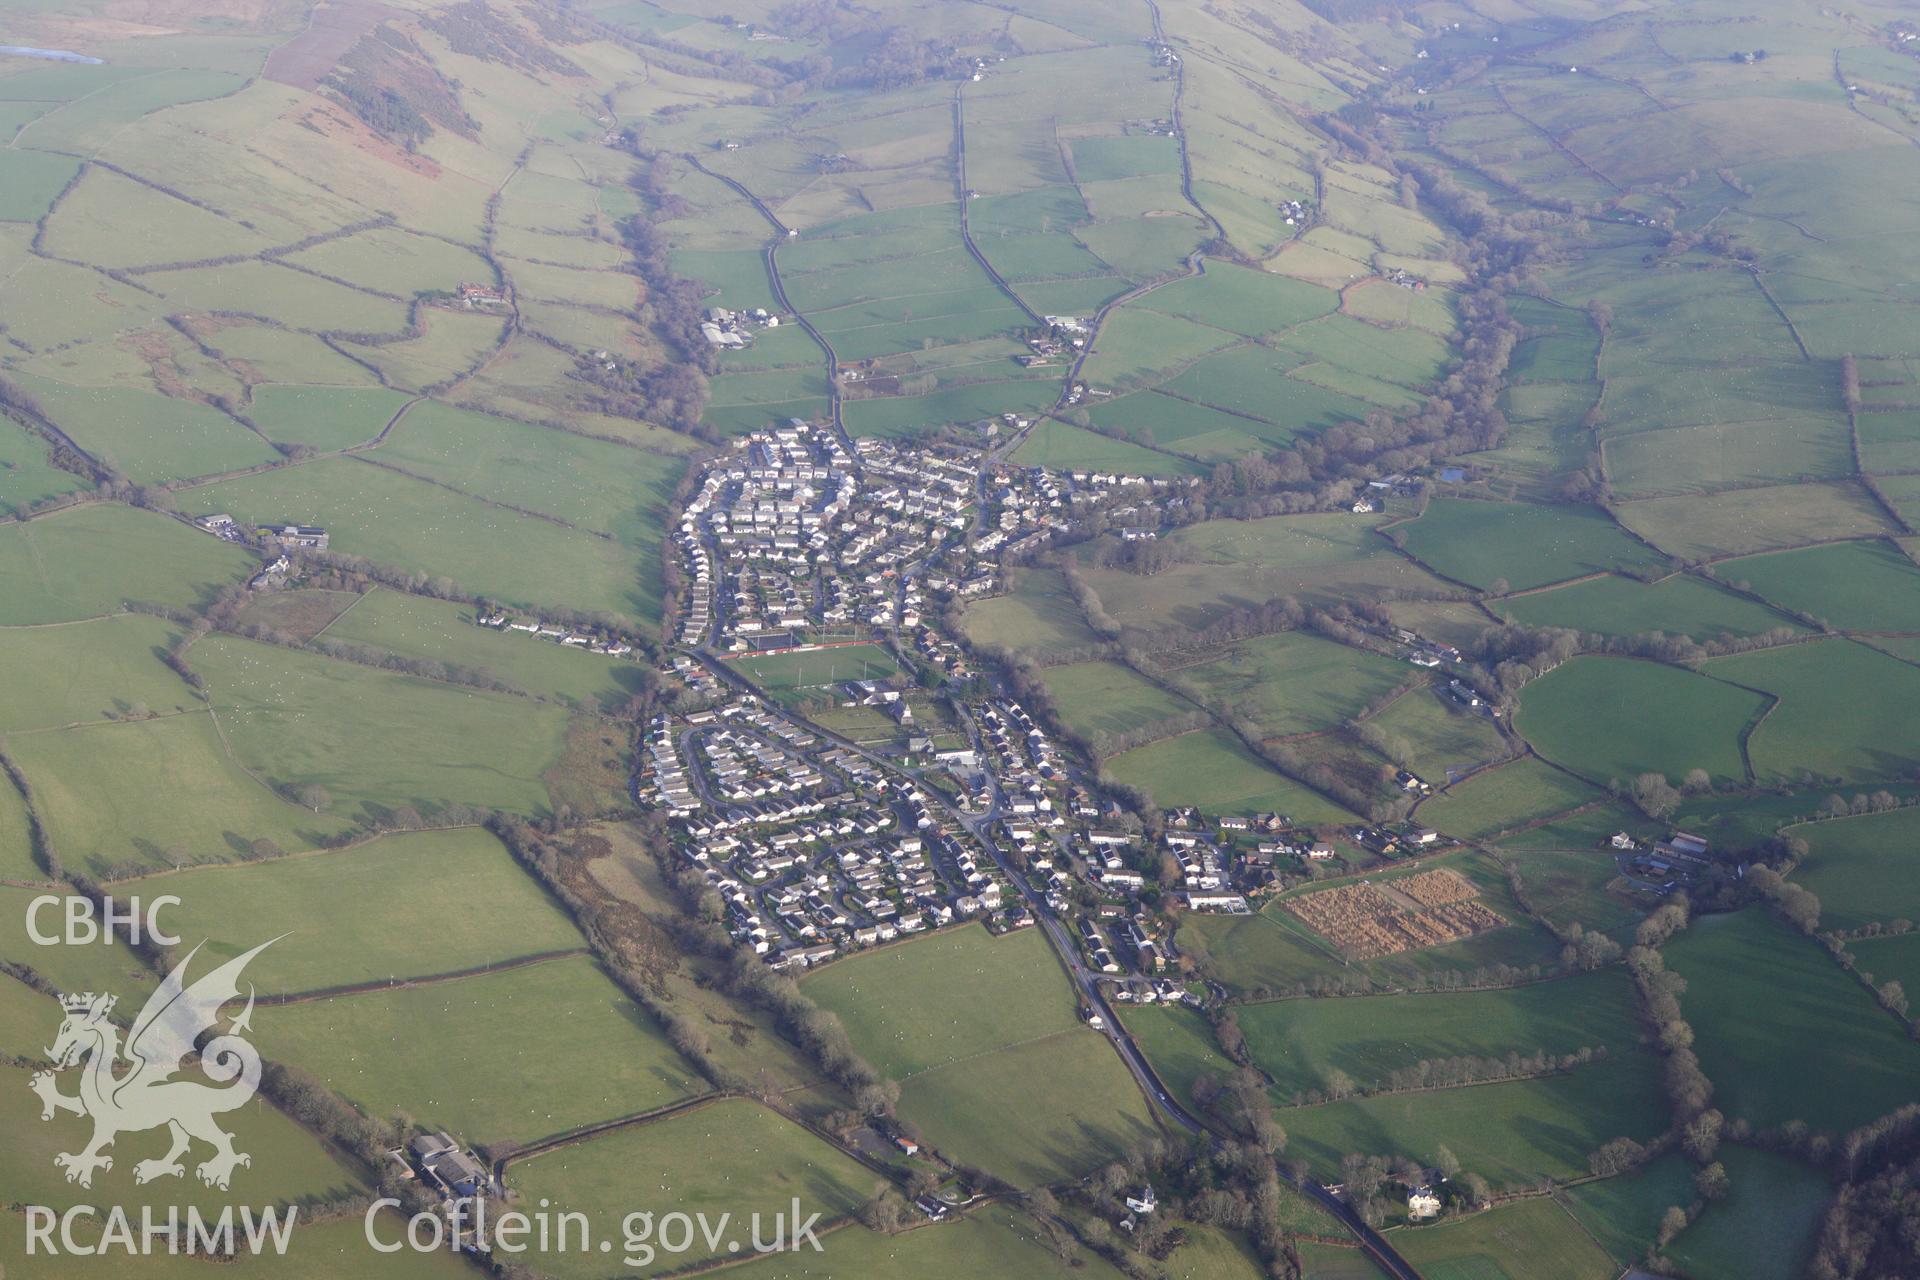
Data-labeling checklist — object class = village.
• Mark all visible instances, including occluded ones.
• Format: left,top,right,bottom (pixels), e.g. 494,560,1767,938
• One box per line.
639,420,1521,997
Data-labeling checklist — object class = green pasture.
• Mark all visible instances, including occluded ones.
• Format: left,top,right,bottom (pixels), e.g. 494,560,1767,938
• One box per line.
1718,539,1920,633
737,1205,1127,1280
1707,639,1920,782
1122,1004,1235,1113
179,458,659,622
1012,419,1204,476
1499,572,1800,642
9,711,352,876
286,226,493,298
1394,1197,1616,1280
1497,845,1648,939
801,925,1076,1079
0,415,88,514
1040,660,1196,745
1364,688,1509,784
1665,909,1920,1132
0,613,194,731
1563,1152,1697,1270
1396,500,1663,591
1846,931,1920,1002
255,954,704,1147
191,633,571,818
897,1028,1161,1188
1,1212,477,1279
1155,347,1372,438
1615,482,1896,562
376,400,682,550
506,1099,873,1278
0,148,80,221
1516,656,1764,785
1086,390,1286,459
1080,307,1240,388
1666,1146,1833,1280
248,385,413,452
1792,806,1920,932
129,827,582,994
1106,730,1355,824
1138,263,1337,337
1158,630,1411,739
10,375,280,484
0,1062,362,1219
959,568,1100,656
1282,1047,1667,1186
317,589,643,710
1419,758,1598,841
843,380,1058,438
1236,968,1641,1099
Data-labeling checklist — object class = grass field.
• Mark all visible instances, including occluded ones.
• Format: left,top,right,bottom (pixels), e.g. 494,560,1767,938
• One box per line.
896,1027,1161,1188
1563,1153,1696,1270
1792,808,1920,931
1106,729,1355,824
0,503,253,625
9,711,353,876
0,416,88,515
179,458,660,624
255,954,703,1147
1499,573,1800,642
1122,1003,1235,1112
1393,1197,1616,1280
7,376,281,485
0,613,195,732
0,1061,363,1218
1136,262,1338,337
1516,656,1765,786
1845,931,1920,1004
1012,420,1207,477
1419,759,1598,841
0,776,38,882
1395,500,1663,591
803,925,1158,1186
247,386,414,452
1159,631,1412,739
1498,844,1647,939
1234,968,1641,1100
1665,1146,1832,1280
1706,639,1920,782
192,634,571,819
506,1099,874,1278
315,589,644,711
1364,689,1509,785
1176,909,1346,997
128,827,581,994
1665,909,1920,1132
959,568,1100,657
801,925,1077,1078
1614,482,1897,561
1282,1047,1667,1186
1039,660,1196,745
1716,539,1920,633
1080,512,1448,630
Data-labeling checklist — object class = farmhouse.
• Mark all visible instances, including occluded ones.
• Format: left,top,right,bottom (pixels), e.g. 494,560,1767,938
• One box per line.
406,1132,491,1199
1406,1186,1442,1220
264,524,329,550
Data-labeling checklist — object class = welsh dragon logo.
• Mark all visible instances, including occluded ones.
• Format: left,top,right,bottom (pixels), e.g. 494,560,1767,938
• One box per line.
31,938,278,1191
